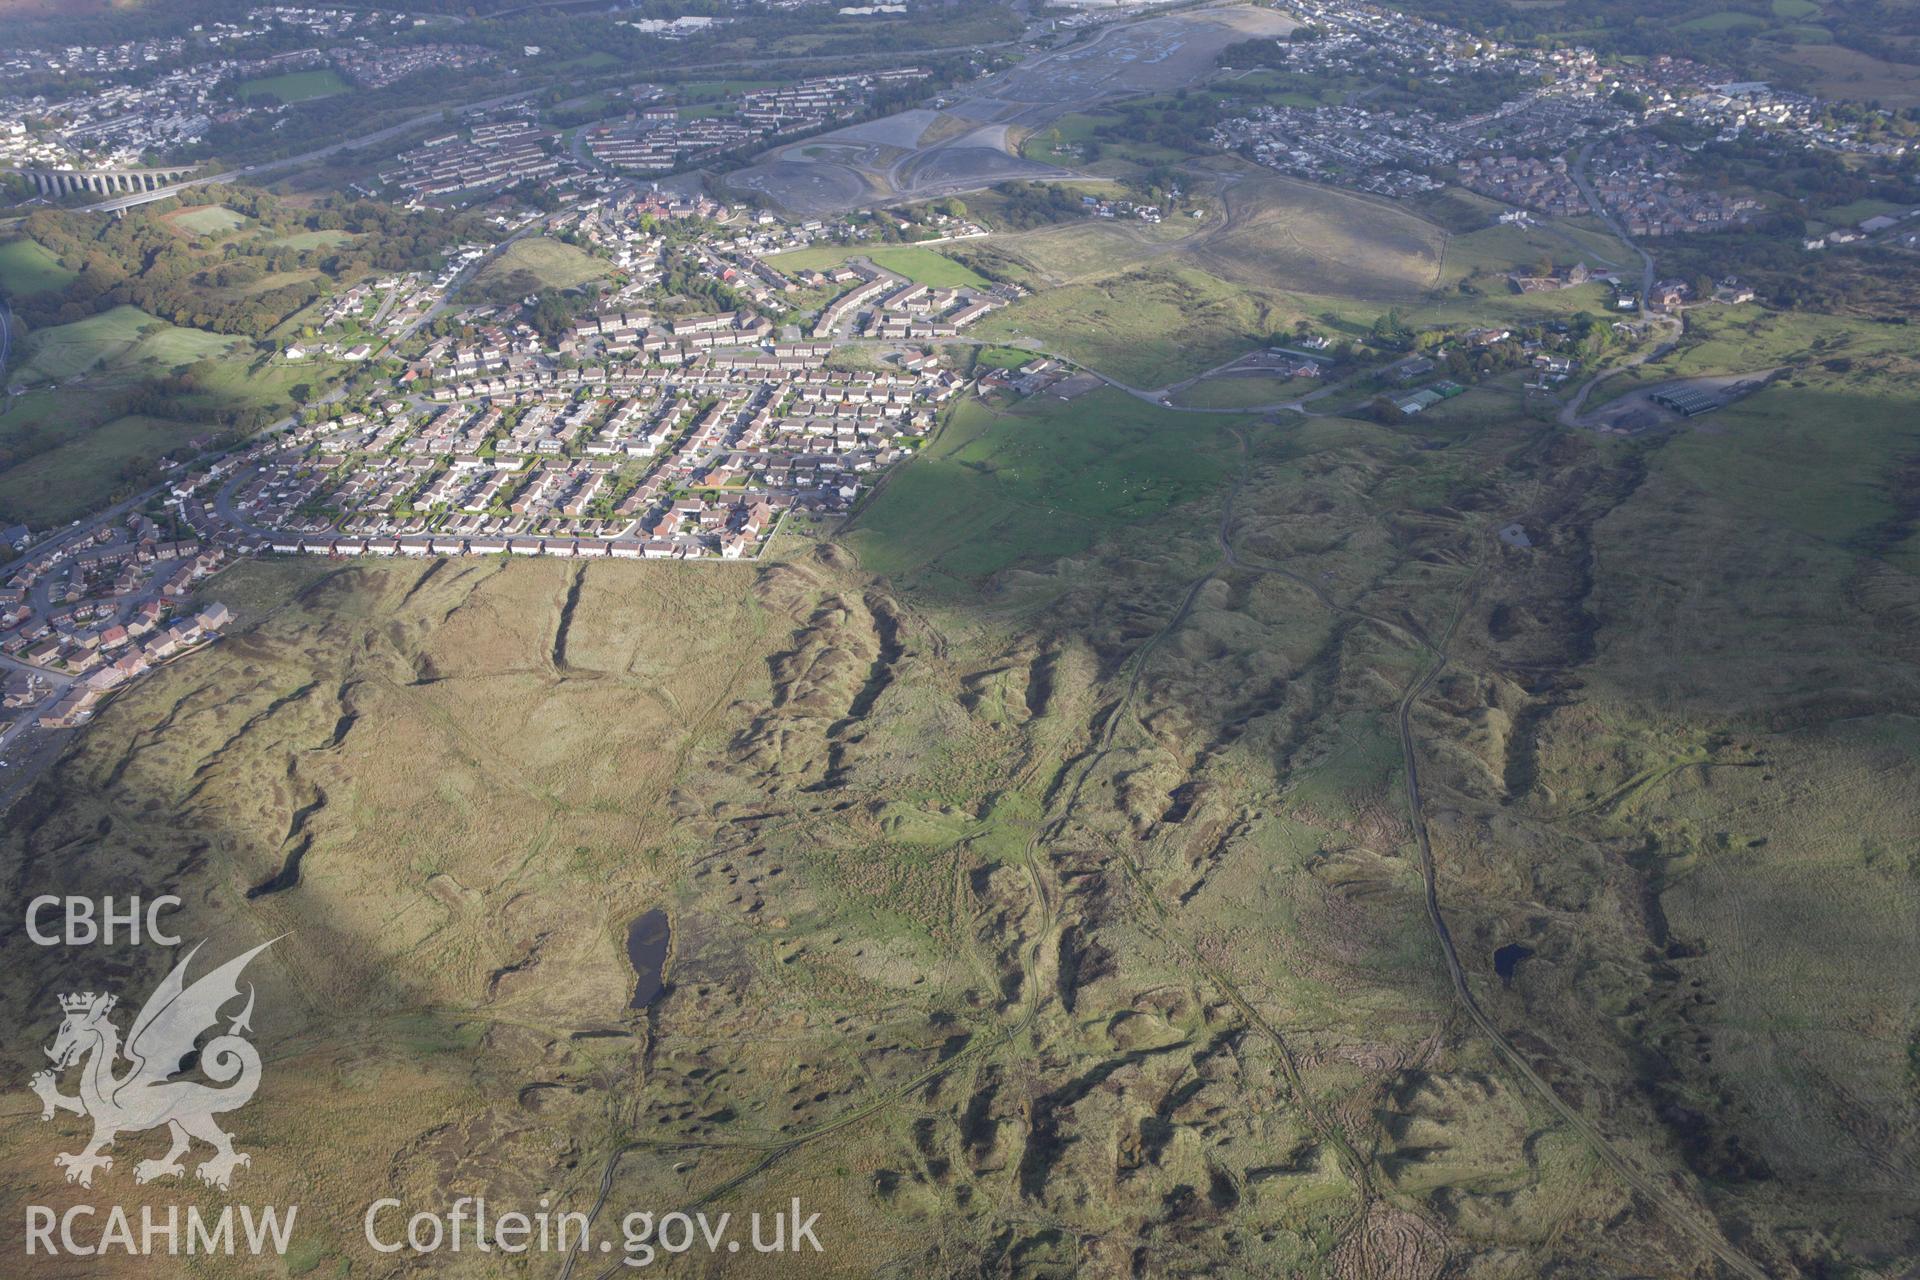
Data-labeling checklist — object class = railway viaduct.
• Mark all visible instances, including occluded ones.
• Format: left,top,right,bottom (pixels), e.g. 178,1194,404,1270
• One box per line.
21,166,199,198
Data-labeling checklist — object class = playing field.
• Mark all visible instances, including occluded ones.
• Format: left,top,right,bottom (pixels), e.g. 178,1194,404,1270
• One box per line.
769,244,990,289
1019,113,1104,164
1675,9,1767,30
1817,197,1905,226
235,67,350,103
267,229,359,251
1169,373,1303,409
164,205,251,237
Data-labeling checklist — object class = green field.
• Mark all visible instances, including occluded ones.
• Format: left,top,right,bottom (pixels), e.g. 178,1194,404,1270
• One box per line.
1675,9,1768,29
165,205,251,237
1443,221,1627,283
983,172,1444,305
1661,379,1919,548
1594,305,1911,402
0,238,77,299
679,78,783,96
552,50,621,71
0,386,115,458
0,413,206,525
267,229,358,252
1170,373,1304,409
1213,67,1330,106
1817,197,1903,226
0,311,331,524
236,67,350,103
974,344,1039,370
1771,0,1820,17
769,244,990,289
846,388,1241,584
8,306,242,387
973,264,1277,389
1019,113,1104,164
1193,174,1445,299
469,237,613,298
981,212,1193,281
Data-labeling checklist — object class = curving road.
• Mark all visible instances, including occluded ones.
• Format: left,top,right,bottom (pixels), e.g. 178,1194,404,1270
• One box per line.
1570,142,1655,305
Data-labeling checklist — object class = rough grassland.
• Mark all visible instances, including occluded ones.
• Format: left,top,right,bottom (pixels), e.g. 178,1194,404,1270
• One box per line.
960,171,1608,387
4,157,1918,1277
1187,173,1445,300
1772,41,1920,107
470,236,614,295
4,343,1917,1274
0,413,208,525
846,388,1240,585
972,264,1276,388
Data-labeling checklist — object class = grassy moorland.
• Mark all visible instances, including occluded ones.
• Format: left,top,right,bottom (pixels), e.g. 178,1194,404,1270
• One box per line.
6,321,1914,1275
1,129,1916,1280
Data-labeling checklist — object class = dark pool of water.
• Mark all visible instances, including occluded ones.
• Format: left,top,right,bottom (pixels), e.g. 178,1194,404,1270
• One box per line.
625,909,671,1009
1493,942,1535,987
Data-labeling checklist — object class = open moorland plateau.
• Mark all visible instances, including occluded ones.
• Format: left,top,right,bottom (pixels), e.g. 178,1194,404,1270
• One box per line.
3,348,1919,1276
2,0,1920,1274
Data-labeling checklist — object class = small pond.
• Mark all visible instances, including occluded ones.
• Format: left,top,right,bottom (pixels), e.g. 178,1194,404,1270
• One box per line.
625,910,671,1010
1493,942,1535,988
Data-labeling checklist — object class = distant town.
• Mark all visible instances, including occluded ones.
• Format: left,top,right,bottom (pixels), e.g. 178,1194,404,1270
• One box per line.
2,0,1918,782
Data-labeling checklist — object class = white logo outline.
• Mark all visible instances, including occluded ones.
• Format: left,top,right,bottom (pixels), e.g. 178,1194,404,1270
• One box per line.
28,938,276,1191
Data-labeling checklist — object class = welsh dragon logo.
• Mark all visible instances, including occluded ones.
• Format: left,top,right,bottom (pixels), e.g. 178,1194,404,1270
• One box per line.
28,938,275,1191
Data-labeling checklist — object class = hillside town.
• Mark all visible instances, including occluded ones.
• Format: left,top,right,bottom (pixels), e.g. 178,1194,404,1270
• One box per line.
583,70,929,177
1,0,1916,759
0,514,236,731
1212,0,1911,233
214,232,1008,561
0,172,1018,747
